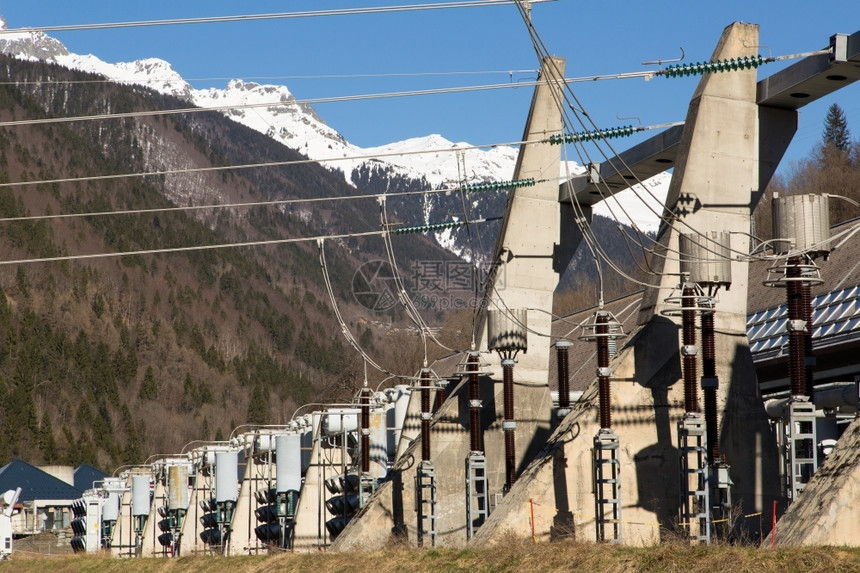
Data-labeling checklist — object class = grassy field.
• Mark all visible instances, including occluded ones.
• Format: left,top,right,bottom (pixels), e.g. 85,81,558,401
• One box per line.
3,540,860,573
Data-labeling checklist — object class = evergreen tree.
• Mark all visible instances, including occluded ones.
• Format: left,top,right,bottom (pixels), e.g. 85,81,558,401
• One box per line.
822,103,851,152
39,411,59,463
246,383,268,425
138,365,158,400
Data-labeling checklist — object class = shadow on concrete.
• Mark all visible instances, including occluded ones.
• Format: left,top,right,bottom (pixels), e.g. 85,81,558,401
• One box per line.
631,317,682,541
550,421,580,540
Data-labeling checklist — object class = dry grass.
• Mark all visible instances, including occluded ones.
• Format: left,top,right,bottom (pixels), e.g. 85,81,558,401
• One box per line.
4,541,860,573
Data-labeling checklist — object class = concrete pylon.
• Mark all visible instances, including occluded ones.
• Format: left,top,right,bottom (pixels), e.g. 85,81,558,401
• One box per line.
292,421,349,549
330,56,568,550
471,22,782,546
139,476,164,556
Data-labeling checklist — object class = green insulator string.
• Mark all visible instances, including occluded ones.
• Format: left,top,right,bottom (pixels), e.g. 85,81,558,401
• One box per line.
549,125,637,145
461,177,536,193
393,216,502,235
395,220,464,235
660,55,765,78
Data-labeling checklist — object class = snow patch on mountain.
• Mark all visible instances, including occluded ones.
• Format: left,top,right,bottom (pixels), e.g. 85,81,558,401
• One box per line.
0,16,669,233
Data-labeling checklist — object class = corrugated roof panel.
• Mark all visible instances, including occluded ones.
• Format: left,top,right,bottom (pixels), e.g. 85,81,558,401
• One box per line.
748,310,768,326
747,323,766,341
819,323,838,338
834,300,856,322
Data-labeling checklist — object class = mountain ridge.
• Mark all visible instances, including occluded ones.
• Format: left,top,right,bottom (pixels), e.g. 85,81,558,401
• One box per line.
0,14,669,242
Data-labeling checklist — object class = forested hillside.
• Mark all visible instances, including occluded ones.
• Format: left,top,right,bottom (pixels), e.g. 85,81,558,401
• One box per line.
0,54,662,473
754,103,860,242
0,54,461,470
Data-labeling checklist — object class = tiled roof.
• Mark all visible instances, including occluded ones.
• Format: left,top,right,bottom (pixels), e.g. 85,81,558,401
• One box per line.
0,459,82,502
747,219,860,363
73,463,108,493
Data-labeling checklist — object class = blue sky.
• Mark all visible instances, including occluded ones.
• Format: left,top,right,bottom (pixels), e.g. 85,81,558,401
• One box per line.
1,1,858,172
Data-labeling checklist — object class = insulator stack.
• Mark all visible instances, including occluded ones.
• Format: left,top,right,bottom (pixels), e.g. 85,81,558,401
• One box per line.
435,381,447,410
786,259,807,398
486,308,527,490
360,387,371,474
701,310,719,462
467,352,483,453
596,314,611,430
555,340,572,412
502,359,517,488
801,280,815,400
579,310,625,431
767,193,830,400
420,368,432,463
764,196,829,507
682,286,699,414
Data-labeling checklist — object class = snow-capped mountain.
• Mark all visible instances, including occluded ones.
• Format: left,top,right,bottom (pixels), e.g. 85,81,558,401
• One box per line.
0,16,668,238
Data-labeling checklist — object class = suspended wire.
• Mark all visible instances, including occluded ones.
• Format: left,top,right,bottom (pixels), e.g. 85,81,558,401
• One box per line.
318,238,393,376
0,228,384,266
0,51,817,131
0,208,502,267
380,196,428,364
0,1,556,33
0,170,545,230
512,0,771,283
526,6,793,273
453,150,491,347
378,197,457,360
0,69,541,87
514,5,659,246
3,3,824,281
0,136,546,190
543,59,664,285
0,81,545,129
510,2,674,293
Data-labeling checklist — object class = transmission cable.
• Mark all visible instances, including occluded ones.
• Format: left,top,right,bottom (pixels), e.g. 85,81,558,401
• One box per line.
513,1,760,277
378,196,457,360
318,238,393,376
0,1,556,33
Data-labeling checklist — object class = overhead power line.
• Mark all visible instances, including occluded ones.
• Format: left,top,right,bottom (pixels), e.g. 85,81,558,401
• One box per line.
0,215,501,267
0,136,550,191
0,51,819,131
0,1,556,34
0,81,545,129
0,176,540,224
0,69,540,87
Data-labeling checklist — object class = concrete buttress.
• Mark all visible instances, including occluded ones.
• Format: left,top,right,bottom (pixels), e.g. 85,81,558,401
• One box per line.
331,55,568,550
471,22,783,546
